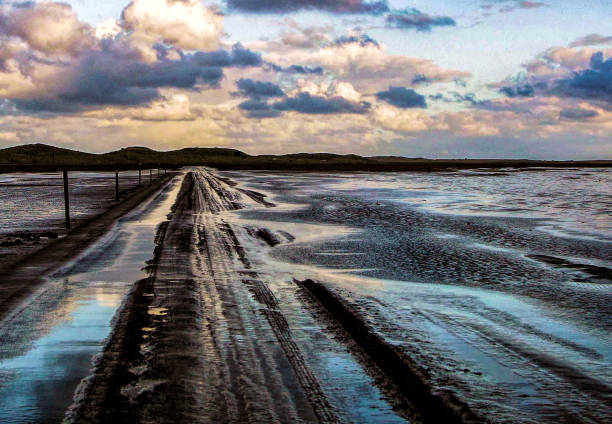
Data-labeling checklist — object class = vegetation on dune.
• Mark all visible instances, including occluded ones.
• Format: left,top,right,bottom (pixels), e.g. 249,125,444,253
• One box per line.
0,143,610,173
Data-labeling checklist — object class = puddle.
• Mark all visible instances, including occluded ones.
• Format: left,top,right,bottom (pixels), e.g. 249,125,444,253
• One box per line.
147,307,168,316
0,175,182,423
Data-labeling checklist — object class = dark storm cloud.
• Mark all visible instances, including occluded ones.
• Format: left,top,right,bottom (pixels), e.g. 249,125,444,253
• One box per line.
238,99,282,118
559,107,599,120
226,0,390,15
555,52,612,102
187,44,262,67
386,9,456,31
235,78,285,99
13,43,263,112
272,92,371,114
376,86,427,108
499,84,535,97
239,91,370,117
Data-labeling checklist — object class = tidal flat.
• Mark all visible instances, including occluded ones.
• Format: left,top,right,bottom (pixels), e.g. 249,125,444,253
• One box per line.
0,167,610,423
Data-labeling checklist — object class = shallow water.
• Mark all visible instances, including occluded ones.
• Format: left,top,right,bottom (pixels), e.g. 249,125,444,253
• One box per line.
223,169,612,423
0,175,181,423
326,168,612,241
0,171,156,234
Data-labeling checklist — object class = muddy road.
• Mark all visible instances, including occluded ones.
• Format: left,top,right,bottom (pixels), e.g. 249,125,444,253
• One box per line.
67,169,432,424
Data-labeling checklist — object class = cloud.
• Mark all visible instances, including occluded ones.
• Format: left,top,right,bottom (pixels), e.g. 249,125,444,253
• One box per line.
226,0,390,15
235,78,285,99
494,45,612,110
412,74,432,85
376,86,426,108
0,2,96,55
496,1,547,14
222,43,263,67
371,103,432,133
121,0,223,51
95,18,122,40
262,19,334,51
268,64,324,74
386,9,456,32
237,81,369,118
555,52,612,102
559,107,599,120
518,1,547,9
10,43,263,112
85,94,196,121
569,34,612,48
523,46,612,80
273,92,370,114
238,99,282,118
429,92,481,105
499,84,535,97
261,32,470,91
334,33,379,48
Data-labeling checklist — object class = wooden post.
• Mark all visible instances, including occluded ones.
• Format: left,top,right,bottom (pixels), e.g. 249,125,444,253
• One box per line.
63,169,70,230
149,168,152,183
157,167,160,178
138,163,142,186
115,170,119,201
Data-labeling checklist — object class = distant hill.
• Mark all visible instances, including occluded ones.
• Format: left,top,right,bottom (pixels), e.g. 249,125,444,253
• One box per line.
0,144,103,166
0,144,251,170
0,143,610,172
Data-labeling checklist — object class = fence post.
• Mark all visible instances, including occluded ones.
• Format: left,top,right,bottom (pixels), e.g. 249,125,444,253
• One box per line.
115,170,119,201
63,169,70,230
138,162,142,186
149,168,152,183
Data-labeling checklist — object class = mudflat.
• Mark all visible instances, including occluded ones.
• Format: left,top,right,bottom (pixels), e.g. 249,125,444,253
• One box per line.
0,168,610,424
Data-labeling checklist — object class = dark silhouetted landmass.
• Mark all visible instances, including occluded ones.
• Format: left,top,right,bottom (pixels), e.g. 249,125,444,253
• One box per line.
0,143,610,172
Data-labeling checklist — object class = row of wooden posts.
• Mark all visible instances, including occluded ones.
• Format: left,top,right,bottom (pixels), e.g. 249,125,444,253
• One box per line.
62,165,166,229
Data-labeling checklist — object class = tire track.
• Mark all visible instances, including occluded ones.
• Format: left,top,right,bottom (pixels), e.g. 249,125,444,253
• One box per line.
67,169,339,423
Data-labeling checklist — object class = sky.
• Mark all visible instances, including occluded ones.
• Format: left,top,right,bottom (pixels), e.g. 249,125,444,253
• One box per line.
0,0,610,158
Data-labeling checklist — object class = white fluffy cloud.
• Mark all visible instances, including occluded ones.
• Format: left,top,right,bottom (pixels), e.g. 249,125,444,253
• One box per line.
288,80,362,102
121,0,223,51
262,36,470,91
0,2,96,55
95,18,122,40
